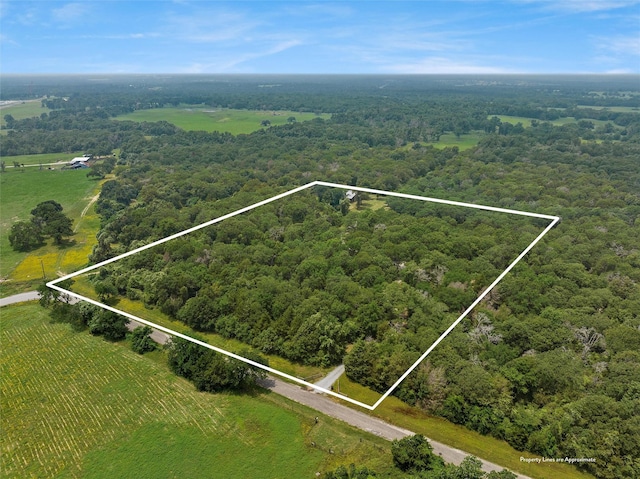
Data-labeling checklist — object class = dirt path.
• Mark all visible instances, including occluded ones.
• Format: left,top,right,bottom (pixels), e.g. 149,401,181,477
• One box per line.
75,192,100,232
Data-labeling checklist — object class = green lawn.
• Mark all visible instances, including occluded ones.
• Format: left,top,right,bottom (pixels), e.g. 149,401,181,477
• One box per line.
0,303,392,479
116,107,330,135
0,168,101,288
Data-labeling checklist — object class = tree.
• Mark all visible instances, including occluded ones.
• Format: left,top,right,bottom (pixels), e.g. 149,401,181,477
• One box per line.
88,310,129,341
261,119,271,127
391,434,440,472
130,325,157,354
30,200,74,244
8,221,44,251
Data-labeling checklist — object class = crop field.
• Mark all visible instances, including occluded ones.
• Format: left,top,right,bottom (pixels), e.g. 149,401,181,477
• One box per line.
0,100,50,127
116,107,330,135
0,303,392,478
0,168,101,290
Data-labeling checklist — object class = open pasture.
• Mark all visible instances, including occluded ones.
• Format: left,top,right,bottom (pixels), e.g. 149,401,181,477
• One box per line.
1,152,85,166
0,168,100,284
116,107,330,135
0,100,50,127
0,303,391,478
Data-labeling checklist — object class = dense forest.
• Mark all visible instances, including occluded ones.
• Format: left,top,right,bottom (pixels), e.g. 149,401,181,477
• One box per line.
4,75,639,478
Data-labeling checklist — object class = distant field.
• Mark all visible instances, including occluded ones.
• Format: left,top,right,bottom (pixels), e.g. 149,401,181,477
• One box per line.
576,105,640,113
491,115,617,128
432,132,484,150
116,107,330,135
0,303,392,478
0,100,50,127
0,168,100,286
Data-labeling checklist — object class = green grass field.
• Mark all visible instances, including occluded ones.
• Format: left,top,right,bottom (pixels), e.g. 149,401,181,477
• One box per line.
0,100,50,128
432,132,484,150
116,107,330,135
2,152,85,166
0,303,392,478
0,168,102,291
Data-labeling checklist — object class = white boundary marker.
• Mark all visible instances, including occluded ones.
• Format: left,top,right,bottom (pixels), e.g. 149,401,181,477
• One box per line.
47,181,559,410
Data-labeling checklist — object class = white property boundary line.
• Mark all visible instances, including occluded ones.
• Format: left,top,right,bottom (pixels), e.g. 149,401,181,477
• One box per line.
48,181,559,411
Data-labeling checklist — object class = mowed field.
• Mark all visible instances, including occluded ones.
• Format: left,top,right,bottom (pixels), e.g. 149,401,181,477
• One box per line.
116,107,330,135
0,166,102,293
0,303,392,479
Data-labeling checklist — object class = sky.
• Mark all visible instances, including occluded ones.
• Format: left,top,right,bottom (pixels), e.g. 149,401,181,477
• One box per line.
1,0,639,74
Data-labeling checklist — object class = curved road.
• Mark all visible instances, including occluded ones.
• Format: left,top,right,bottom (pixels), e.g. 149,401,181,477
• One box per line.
1,292,529,478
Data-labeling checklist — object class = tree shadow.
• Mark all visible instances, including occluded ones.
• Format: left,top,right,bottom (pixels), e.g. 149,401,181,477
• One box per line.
56,238,77,249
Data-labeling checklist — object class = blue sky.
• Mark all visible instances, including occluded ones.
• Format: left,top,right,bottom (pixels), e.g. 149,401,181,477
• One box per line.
1,0,639,74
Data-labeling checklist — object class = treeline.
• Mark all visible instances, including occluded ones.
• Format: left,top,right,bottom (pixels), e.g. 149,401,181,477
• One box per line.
91,127,638,478
28,78,640,478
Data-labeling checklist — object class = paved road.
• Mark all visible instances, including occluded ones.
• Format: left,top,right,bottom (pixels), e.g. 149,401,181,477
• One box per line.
0,291,40,307
2,292,529,478
313,364,344,390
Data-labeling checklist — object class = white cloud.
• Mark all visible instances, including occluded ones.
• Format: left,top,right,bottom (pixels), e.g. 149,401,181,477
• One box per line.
515,0,640,12
52,2,90,23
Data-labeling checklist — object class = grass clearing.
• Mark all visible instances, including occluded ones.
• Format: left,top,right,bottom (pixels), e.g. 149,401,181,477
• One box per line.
0,100,50,126
334,374,594,479
116,106,330,135
0,168,102,291
1,303,392,478
432,132,484,150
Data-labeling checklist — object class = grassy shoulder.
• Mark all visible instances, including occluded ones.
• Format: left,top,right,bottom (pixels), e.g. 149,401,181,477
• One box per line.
1,303,393,479
334,374,595,479
0,168,103,294
116,106,330,135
